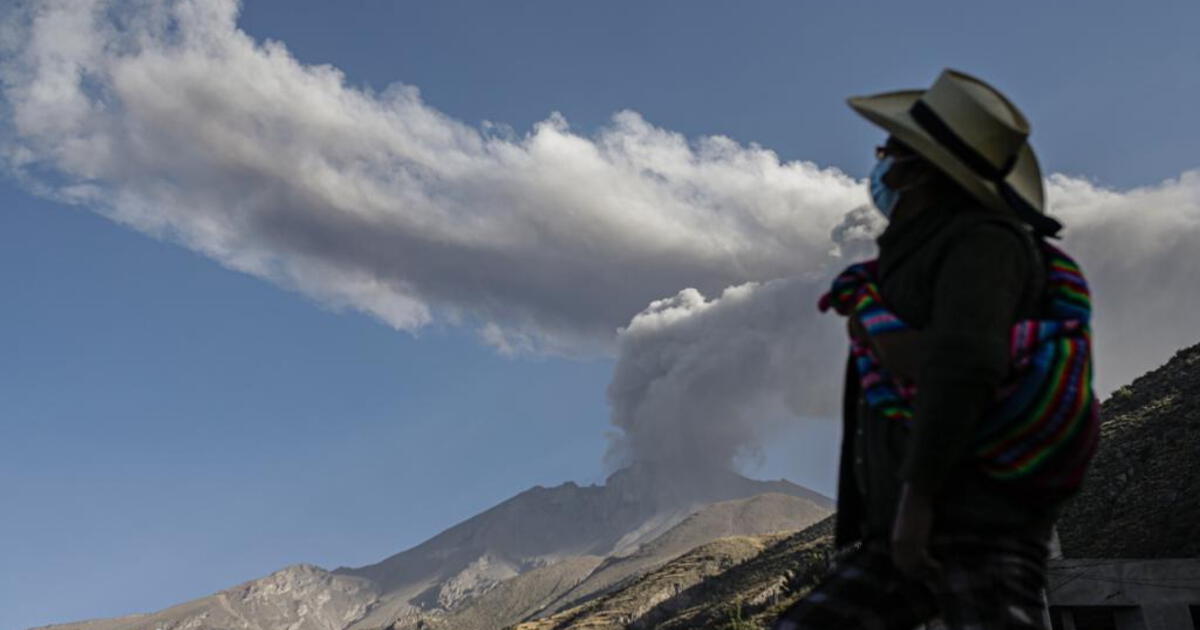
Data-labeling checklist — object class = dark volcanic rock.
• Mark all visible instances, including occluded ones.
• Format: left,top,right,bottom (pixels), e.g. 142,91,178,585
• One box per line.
1058,342,1200,558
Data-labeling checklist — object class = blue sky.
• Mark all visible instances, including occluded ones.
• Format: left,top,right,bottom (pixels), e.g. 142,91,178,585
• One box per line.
3,2,1199,629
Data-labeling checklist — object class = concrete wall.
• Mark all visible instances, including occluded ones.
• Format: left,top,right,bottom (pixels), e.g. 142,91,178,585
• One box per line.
1047,559,1200,630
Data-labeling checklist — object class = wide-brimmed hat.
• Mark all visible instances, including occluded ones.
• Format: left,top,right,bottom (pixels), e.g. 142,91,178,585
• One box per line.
848,69,1062,236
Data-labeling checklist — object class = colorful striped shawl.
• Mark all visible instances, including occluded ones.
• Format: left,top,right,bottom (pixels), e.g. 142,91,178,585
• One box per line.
818,242,1100,498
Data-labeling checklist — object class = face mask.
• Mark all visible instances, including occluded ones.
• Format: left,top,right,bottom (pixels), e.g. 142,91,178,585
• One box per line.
869,156,899,218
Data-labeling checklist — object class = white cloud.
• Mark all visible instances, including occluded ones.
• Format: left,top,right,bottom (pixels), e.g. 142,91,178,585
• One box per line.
0,0,864,357
4,0,1198,475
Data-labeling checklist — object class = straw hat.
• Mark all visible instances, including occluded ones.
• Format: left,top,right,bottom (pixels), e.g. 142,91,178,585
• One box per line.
848,69,1062,236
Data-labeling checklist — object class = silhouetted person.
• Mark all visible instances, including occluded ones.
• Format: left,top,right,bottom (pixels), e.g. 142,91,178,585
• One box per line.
774,69,1099,630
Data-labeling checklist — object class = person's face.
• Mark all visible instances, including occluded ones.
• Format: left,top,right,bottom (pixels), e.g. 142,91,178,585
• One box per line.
875,139,922,189
875,138,938,222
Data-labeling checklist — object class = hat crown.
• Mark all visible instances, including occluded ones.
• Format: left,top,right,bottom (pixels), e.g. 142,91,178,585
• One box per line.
919,70,1029,175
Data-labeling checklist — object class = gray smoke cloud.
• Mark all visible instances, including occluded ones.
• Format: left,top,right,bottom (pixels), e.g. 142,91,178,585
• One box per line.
606,173,1200,472
3,0,1198,477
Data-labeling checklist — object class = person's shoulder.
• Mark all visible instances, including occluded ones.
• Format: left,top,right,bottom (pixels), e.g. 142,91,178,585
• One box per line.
926,207,1037,278
944,206,1032,252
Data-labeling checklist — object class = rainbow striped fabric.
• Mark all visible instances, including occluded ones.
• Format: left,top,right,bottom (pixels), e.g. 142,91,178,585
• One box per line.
818,242,1100,498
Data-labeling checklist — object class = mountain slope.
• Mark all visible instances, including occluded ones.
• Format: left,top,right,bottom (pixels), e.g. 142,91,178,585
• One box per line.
340,465,828,629
34,565,380,630
383,492,829,630
1058,341,1200,558
534,492,828,618
39,465,830,630
416,555,607,630
512,518,835,630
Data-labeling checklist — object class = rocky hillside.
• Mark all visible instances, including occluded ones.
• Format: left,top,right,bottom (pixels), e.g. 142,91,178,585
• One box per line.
535,492,829,614
33,565,380,630
1058,341,1200,558
511,518,835,630
340,465,828,630
36,465,829,630
382,492,829,630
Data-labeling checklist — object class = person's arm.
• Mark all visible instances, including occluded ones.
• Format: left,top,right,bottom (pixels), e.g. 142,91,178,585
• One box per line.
848,305,922,381
869,329,922,381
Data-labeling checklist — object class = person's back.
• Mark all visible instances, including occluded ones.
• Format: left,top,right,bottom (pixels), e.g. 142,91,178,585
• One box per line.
775,69,1099,630
864,201,1053,535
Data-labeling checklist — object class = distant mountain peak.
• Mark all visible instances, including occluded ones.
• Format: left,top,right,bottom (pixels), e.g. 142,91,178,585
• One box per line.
602,461,830,510
37,449,832,630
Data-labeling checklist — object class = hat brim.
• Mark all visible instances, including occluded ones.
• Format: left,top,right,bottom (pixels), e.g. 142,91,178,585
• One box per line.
847,90,1045,216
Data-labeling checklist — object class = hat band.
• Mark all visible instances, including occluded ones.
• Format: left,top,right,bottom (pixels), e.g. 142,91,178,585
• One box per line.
910,100,1017,180
910,100,1062,237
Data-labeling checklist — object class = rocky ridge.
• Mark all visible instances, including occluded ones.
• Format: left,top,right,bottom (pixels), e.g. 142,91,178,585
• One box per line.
382,492,829,630
35,565,380,630
510,518,836,630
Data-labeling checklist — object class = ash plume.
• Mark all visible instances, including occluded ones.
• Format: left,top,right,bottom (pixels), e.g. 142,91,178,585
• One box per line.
3,0,1199,478
604,173,1200,473
0,0,862,357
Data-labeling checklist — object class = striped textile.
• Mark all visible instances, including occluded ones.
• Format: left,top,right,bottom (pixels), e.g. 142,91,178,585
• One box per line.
817,242,1100,497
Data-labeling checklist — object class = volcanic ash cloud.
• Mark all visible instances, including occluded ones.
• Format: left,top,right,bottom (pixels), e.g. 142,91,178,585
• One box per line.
4,0,1200,476
0,0,864,357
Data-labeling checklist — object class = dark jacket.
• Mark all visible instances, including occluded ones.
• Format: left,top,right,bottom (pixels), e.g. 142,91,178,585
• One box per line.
834,201,1059,549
